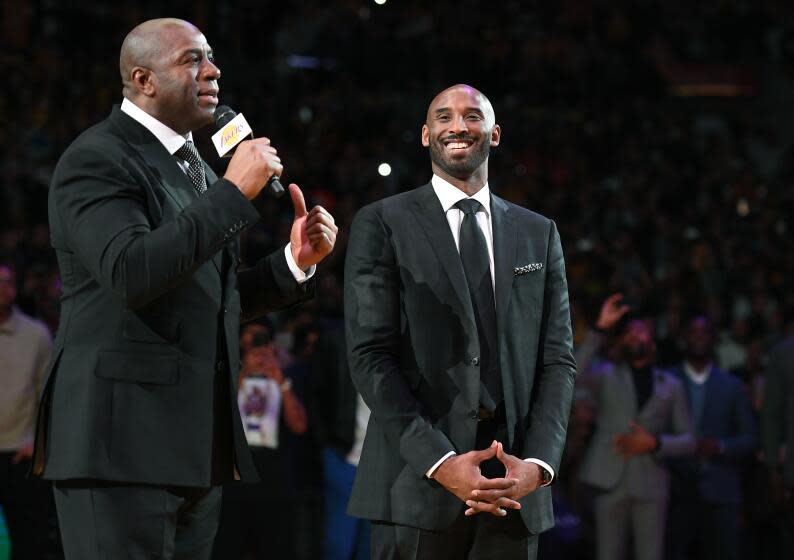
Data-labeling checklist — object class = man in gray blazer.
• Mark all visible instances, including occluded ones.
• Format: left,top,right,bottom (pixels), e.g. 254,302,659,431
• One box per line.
576,295,694,560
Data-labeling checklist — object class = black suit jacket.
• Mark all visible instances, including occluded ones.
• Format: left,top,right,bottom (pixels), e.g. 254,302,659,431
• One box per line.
31,106,313,488
343,183,576,533
308,327,359,456
762,335,794,487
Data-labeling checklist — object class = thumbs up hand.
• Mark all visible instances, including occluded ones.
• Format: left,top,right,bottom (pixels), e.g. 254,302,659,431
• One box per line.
289,183,337,270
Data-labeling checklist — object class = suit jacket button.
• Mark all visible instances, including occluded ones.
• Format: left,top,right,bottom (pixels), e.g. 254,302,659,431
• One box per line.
471,357,480,366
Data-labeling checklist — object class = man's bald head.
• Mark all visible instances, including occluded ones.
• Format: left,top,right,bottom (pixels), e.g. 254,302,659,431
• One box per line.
421,84,500,190
119,18,198,95
425,84,496,128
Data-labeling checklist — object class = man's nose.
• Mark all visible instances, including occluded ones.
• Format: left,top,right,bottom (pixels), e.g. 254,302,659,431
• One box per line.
448,114,469,134
202,59,221,80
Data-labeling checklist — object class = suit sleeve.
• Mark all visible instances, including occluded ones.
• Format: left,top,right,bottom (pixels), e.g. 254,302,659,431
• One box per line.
344,204,455,477
657,379,696,457
522,221,577,473
53,143,261,309
238,249,314,323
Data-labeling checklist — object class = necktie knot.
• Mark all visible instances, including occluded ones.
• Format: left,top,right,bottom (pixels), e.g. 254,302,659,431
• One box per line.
175,140,201,165
455,199,482,216
174,140,207,195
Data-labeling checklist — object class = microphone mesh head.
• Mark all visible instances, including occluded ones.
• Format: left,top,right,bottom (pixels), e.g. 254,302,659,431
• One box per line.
214,105,237,129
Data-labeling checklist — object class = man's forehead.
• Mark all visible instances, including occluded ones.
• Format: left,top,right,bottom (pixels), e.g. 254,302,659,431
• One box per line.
432,87,486,109
428,86,495,121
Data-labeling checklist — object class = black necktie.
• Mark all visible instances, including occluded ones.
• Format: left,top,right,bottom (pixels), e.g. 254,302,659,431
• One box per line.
174,140,207,195
455,199,502,410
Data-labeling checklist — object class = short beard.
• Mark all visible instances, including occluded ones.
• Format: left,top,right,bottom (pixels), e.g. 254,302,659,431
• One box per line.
623,342,652,363
428,135,491,179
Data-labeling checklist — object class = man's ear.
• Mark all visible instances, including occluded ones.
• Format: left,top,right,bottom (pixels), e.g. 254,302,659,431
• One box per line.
131,66,156,97
421,124,430,147
490,124,501,147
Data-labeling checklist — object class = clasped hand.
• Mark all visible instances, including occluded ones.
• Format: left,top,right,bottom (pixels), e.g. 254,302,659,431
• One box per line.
433,441,542,518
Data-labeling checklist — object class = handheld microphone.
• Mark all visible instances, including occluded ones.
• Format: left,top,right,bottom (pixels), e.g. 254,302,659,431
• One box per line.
213,105,285,199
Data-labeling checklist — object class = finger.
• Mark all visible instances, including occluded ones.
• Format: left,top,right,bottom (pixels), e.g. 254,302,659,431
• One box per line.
306,210,337,228
471,487,519,504
475,477,517,490
605,293,624,306
305,222,335,236
470,445,497,463
465,500,507,517
495,497,522,510
309,205,335,221
289,183,308,217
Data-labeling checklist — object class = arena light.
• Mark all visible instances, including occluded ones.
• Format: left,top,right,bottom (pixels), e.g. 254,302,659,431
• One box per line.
378,163,392,176
374,0,387,4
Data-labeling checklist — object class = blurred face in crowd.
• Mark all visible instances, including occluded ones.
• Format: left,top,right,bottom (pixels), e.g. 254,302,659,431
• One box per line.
685,316,715,361
422,84,500,185
120,19,220,134
0,266,17,312
620,319,655,364
239,323,270,354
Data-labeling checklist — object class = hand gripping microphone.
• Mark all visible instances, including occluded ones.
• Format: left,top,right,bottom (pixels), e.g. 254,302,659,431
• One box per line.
213,105,285,199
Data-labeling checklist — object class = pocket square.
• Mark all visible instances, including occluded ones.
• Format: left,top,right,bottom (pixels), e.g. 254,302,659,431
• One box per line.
514,263,543,276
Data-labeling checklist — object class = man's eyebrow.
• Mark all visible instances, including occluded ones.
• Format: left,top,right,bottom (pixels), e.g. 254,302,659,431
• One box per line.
179,47,213,58
433,107,485,115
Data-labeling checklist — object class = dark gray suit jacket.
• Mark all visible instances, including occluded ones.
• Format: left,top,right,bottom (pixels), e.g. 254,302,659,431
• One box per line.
762,335,794,487
32,106,313,488
343,183,576,533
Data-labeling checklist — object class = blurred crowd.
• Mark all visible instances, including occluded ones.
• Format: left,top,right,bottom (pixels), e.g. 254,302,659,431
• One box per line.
2,0,794,558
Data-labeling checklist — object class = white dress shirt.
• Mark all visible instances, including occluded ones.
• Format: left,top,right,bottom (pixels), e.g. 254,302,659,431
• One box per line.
120,98,314,282
425,175,554,485
683,361,712,385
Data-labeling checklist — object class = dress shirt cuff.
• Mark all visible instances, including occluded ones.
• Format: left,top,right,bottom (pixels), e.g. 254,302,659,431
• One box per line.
284,244,316,283
524,458,555,486
426,451,457,479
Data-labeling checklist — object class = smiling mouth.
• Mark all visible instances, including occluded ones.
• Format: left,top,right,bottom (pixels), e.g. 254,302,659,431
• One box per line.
443,138,474,151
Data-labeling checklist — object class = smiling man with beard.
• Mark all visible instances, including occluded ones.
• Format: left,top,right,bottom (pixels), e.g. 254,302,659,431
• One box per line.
344,84,577,558
576,296,695,560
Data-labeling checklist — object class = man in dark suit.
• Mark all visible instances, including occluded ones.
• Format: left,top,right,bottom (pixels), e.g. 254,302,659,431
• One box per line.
30,18,337,559
666,316,757,560
762,331,794,556
344,84,577,558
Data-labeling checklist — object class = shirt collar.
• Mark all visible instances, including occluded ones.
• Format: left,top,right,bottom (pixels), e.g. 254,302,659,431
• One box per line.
683,361,712,385
431,174,491,217
0,306,20,334
120,98,193,156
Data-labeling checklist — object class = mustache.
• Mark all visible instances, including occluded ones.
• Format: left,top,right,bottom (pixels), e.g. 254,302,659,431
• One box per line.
442,134,475,143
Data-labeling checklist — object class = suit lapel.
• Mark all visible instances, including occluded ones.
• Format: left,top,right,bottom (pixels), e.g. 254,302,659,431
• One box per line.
490,195,517,338
110,108,223,275
617,364,639,418
410,184,477,332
